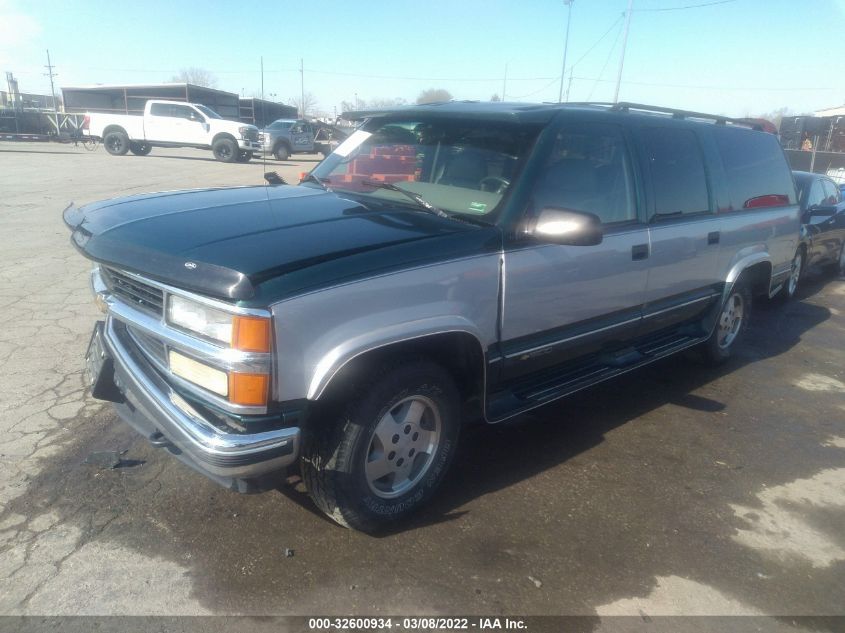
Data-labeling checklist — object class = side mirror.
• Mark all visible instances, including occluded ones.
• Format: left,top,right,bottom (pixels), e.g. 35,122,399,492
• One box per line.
807,205,836,221
528,207,603,246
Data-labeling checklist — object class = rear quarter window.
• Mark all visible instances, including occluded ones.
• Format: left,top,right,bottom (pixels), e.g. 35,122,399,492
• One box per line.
640,127,710,217
713,127,796,210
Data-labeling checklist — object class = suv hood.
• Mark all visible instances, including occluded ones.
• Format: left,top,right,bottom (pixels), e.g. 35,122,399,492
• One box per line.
64,185,491,302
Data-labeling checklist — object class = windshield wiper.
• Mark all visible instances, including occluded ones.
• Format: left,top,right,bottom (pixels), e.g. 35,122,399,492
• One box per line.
360,180,451,219
301,173,331,191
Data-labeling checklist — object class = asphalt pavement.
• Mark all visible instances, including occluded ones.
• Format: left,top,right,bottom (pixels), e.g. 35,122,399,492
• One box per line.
0,142,843,628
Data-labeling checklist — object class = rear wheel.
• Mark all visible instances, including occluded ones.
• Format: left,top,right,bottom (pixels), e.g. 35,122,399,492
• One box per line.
103,130,129,156
129,142,152,156
274,144,290,161
700,282,751,365
212,138,238,163
301,359,461,533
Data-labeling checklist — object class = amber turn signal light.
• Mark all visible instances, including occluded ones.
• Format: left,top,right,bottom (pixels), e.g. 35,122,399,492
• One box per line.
231,316,271,353
228,373,269,407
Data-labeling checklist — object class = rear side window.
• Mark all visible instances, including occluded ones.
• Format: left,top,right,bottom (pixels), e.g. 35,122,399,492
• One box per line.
149,103,171,117
641,127,710,217
713,127,796,210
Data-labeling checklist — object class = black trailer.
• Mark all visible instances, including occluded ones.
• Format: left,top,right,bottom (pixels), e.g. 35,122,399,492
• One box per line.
62,83,241,121
239,98,297,128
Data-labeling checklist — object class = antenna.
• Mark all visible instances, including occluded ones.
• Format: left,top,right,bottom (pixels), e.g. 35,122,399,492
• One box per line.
261,56,267,180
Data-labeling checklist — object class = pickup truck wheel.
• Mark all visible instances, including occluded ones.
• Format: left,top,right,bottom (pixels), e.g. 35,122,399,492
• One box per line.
274,144,290,161
301,359,460,533
236,151,252,163
129,142,152,156
212,138,238,163
700,282,751,365
103,130,130,156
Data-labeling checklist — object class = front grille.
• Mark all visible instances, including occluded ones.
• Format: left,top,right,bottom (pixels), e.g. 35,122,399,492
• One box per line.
102,268,164,316
243,128,259,142
126,325,168,368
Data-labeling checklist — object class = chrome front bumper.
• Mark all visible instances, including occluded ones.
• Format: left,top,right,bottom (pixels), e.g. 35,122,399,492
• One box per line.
237,139,262,152
90,268,300,487
104,317,300,483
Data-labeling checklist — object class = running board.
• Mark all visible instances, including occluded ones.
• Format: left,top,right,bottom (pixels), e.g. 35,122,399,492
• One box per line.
487,332,706,422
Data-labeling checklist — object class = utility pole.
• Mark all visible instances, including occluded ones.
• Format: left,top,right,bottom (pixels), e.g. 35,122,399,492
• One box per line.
299,58,305,119
260,56,265,128
44,49,59,134
614,0,634,103
502,63,508,101
558,0,574,103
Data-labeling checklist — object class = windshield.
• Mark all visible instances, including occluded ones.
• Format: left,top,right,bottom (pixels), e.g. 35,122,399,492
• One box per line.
267,120,295,130
195,104,222,119
311,117,541,218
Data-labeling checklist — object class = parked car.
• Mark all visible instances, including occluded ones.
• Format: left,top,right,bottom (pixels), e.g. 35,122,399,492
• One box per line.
65,102,800,532
259,118,339,160
83,100,261,163
792,171,845,284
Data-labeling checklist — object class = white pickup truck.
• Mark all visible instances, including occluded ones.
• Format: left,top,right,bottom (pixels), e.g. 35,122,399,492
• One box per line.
83,100,262,163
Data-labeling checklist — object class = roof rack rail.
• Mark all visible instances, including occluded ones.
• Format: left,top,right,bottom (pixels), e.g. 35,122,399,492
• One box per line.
610,102,761,130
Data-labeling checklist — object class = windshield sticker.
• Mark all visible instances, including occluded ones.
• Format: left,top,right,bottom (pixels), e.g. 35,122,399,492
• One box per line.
468,202,488,213
333,130,372,158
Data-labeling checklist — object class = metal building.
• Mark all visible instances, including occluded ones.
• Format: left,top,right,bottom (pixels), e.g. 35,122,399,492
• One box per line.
239,98,297,128
61,83,241,120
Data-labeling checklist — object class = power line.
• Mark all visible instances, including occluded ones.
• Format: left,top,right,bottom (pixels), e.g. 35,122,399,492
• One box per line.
568,14,624,73
587,15,625,101
635,0,736,11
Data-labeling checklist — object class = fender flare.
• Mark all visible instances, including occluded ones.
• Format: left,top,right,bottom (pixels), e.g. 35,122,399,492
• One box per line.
307,317,486,401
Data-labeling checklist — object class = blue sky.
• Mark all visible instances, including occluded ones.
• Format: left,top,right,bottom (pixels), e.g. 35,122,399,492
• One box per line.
1,0,844,118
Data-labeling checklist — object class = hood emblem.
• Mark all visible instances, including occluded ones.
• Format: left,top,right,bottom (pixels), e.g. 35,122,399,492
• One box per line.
184,261,197,270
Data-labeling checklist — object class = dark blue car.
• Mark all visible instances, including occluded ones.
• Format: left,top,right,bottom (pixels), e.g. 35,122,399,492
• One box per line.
792,171,845,288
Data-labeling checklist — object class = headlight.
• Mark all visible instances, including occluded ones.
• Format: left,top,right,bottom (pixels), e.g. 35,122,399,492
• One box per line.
238,126,253,137
167,295,270,353
168,295,232,345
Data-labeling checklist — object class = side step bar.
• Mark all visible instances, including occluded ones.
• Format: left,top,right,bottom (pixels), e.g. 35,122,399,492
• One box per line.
487,333,705,422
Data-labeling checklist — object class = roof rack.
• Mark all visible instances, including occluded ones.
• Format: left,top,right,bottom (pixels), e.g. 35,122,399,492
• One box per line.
609,102,761,130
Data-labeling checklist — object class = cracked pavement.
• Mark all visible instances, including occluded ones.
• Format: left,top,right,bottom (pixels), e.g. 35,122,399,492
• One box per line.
0,143,843,624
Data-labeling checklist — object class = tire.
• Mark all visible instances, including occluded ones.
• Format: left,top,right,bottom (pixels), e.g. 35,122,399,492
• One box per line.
825,240,845,276
103,130,129,156
700,281,752,365
236,150,252,163
129,142,152,156
212,137,238,163
301,359,461,533
839,241,845,275
773,248,804,302
274,144,290,161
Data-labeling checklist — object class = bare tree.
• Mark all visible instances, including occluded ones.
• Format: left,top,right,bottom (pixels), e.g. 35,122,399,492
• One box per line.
416,88,453,105
289,92,319,118
170,67,218,88
364,97,407,109
490,93,501,102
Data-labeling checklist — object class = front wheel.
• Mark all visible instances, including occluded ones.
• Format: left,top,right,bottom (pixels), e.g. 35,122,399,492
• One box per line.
212,138,238,163
301,359,461,533
700,282,751,365
236,150,252,163
274,144,290,161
